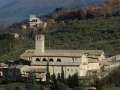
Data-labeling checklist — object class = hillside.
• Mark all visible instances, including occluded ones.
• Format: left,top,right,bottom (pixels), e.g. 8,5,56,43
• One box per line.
1,16,120,62
0,31,34,62
0,0,119,25
45,17,120,56
0,0,102,25
9,0,120,28
0,0,120,61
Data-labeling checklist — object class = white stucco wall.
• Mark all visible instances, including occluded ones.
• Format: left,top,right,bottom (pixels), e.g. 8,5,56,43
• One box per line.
79,64,88,77
28,65,80,78
32,56,81,62
79,70,87,77
29,15,42,27
87,63,100,71
48,65,80,78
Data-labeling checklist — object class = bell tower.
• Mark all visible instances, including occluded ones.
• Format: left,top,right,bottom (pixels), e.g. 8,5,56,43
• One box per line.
35,33,45,53
31,19,47,53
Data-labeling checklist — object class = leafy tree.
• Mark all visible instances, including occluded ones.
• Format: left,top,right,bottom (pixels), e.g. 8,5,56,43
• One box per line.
51,80,68,90
108,66,120,86
95,66,120,90
73,73,80,86
55,81,68,90
15,87,21,90
67,75,72,87
67,73,86,90
25,72,37,90
5,88,11,90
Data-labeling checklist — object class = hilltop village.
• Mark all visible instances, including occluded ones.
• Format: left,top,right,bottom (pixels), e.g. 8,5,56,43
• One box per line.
0,15,120,90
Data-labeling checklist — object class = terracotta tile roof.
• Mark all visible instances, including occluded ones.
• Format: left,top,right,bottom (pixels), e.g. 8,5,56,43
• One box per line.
21,49,104,57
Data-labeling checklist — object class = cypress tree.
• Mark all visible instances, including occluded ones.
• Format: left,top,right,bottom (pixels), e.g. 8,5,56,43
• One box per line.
61,66,65,82
46,61,50,85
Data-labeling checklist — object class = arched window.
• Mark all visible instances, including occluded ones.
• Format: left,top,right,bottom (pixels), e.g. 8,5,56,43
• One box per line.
57,58,61,62
43,58,47,62
36,58,40,61
49,58,53,62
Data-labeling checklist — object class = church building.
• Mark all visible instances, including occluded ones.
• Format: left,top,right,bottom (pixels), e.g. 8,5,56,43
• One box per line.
20,17,105,80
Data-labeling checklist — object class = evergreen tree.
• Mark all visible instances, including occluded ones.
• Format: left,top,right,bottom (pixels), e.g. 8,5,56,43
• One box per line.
51,73,56,83
67,75,74,88
50,73,56,90
72,73,79,87
61,66,65,82
46,61,50,86
67,73,86,90
57,73,61,81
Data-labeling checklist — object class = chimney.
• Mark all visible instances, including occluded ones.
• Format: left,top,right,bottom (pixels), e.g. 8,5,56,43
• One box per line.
35,34,45,53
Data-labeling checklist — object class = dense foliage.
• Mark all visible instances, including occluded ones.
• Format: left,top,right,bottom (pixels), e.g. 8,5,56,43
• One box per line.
0,28,34,62
1,16,120,62
95,66,120,90
45,17,120,56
